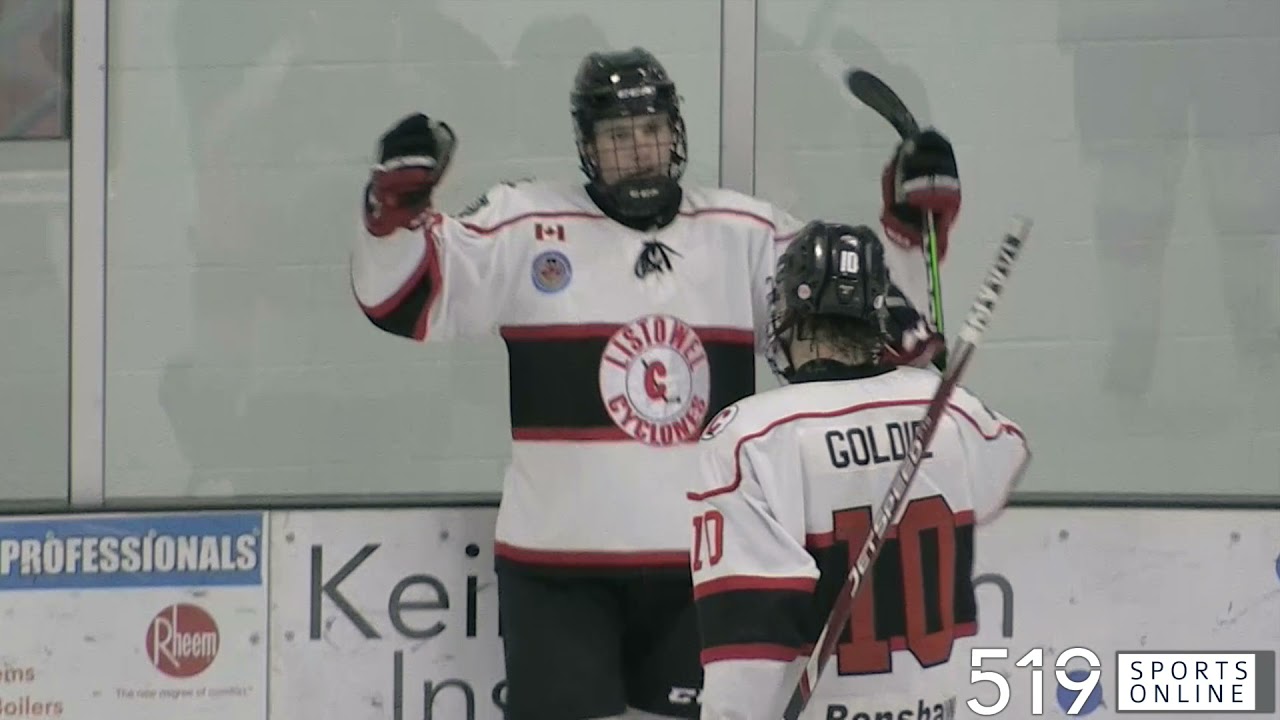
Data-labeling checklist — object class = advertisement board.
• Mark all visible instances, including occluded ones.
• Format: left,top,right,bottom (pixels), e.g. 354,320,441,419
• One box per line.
265,504,1279,720
268,507,503,720
5,503,1270,719
0,511,268,719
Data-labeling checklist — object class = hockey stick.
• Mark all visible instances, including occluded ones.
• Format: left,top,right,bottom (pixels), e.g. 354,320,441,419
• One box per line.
779,216,1032,720
844,68,948,370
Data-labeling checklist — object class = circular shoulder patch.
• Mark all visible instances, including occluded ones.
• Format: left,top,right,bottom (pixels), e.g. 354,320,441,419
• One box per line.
531,250,572,293
700,404,739,441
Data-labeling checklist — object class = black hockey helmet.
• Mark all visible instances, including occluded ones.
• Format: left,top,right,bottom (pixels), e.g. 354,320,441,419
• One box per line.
570,47,687,219
767,221,892,380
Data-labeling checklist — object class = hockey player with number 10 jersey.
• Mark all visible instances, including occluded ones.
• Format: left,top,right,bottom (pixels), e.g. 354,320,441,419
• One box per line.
689,222,1030,720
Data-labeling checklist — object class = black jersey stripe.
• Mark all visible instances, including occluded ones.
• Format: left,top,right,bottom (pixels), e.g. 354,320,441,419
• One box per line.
500,323,756,440
695,586,814,655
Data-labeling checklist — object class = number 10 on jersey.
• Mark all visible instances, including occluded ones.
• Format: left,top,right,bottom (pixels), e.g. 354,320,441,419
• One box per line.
968,647,1103,716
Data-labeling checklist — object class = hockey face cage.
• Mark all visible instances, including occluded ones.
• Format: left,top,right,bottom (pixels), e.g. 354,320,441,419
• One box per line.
583,114,685,184
570,50,688,215
766,222,892,381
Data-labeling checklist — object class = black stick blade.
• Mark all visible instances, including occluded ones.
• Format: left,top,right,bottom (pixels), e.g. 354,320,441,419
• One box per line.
845,68,919,139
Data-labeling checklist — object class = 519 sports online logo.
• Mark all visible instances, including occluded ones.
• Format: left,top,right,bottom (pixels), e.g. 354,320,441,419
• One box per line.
965,647,1276,716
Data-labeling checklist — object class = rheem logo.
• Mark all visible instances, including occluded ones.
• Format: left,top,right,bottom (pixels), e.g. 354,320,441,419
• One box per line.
145,603,220,678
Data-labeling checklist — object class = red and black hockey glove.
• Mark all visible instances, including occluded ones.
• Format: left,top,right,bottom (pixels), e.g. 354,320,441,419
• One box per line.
364,113,456,237
880,128,960,261
879,283,945,369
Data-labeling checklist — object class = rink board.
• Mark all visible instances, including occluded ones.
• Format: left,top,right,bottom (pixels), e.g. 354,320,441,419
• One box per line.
0,505,1275,719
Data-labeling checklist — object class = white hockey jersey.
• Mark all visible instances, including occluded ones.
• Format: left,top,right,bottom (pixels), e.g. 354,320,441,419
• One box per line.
688,363,1030,720
351,178,804,570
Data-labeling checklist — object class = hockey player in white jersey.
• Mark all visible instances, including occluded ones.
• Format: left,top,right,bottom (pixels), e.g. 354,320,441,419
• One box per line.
351,44,961,719
688,222,1029,720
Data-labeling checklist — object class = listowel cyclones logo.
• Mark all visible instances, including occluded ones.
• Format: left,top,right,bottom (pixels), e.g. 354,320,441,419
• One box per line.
700,404,738,441
145,603,220,678
599,315,710,446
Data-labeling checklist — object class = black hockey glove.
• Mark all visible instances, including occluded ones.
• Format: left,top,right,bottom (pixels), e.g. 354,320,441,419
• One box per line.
879,283,945,369
880,128,960,261
364,113,456,237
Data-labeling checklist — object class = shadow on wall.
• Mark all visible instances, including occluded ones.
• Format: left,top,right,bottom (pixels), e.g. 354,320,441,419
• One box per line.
155,2,641,498
159,1,506,497
755,3,933,222
1057,1,1280,399
505,14,609,183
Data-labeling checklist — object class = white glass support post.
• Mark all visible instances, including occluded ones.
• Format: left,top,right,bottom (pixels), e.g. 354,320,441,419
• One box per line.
69,0,108,507
719,0,757,195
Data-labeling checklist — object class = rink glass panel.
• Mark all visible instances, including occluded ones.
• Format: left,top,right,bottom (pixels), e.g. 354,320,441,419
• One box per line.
101,0,725,501
0,0,71,505
754,0,1280,498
